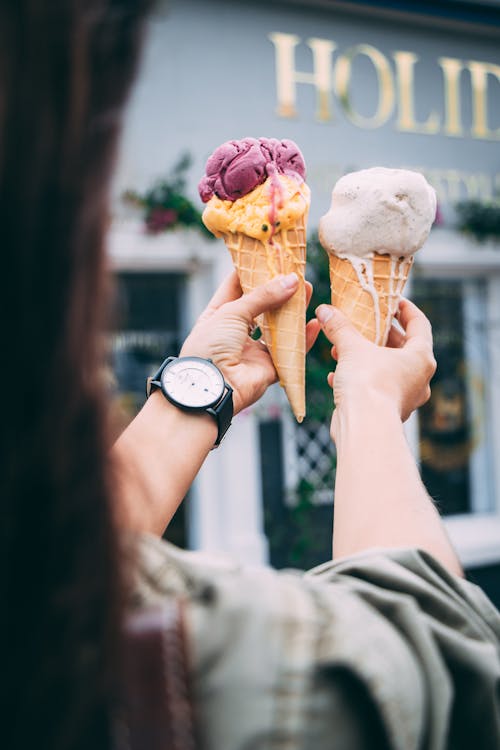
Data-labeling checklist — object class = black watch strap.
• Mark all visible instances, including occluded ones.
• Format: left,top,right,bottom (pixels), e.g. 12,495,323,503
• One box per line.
207,387,234,447
146,356,176,398
146,357,233,448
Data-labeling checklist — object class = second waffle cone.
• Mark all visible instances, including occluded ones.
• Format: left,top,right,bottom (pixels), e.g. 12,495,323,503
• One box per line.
223,220,306,422
329,252,413,346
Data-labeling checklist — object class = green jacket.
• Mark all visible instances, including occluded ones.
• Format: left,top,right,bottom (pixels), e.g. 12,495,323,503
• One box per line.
131,534,500,749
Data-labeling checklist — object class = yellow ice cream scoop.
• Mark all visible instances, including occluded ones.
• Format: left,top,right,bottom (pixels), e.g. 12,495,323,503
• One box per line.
202,175,310,243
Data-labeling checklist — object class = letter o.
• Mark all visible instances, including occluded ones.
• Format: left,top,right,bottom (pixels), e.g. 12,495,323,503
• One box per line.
334,44,395,128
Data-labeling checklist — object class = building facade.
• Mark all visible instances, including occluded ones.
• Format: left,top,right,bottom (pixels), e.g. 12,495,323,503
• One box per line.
109,0,500,600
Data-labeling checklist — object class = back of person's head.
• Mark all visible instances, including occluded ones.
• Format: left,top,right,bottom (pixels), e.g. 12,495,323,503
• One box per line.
0,2,153,748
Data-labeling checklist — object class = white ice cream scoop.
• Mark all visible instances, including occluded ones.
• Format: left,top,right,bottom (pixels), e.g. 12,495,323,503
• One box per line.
318,167,436,346
319,167,436,259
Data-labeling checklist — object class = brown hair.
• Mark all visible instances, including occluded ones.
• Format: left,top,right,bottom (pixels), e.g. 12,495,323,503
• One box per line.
0,2,153,747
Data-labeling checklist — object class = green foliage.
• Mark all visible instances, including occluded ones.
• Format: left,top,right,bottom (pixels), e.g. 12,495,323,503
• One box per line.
264,234,338,570
122,152,213,238
456,200,500,242
288,479,317,565
305,232,336,421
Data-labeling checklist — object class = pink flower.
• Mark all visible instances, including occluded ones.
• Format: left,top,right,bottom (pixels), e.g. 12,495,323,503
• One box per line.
433,203,444,227
146,207,178,233
267,404,282,419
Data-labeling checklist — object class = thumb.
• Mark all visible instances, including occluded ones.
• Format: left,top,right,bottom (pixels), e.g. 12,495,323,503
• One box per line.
315,304,364,354
229,272,299,322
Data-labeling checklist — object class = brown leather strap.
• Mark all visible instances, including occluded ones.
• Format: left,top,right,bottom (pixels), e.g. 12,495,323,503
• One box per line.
119,601,196,750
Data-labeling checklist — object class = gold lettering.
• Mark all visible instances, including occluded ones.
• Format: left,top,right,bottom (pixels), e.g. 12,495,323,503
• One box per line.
315,163,500,206
268,32,301,117
308,38,336,121
393,51,440,134
443,170,465,202
269,30,500,145
461,172,495,201
334,44,394,128
268,32,336,121
478,173,494,201
438,57,464,137
460,172,494,201
421,169,447,204
412,167,493,204
460,172,482,200
467,60,500,140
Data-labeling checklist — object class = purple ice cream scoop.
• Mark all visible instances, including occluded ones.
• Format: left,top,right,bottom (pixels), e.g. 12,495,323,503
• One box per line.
198,137,306,203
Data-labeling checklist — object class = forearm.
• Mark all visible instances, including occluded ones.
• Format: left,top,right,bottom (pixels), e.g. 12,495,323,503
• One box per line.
112,392,216,535
332,394,463,576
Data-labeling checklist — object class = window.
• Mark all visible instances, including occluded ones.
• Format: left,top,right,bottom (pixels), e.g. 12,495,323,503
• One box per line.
109,271,188,548
110,272,184,418
412,276,494,516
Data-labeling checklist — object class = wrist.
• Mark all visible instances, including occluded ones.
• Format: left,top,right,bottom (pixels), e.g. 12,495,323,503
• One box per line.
148,356,233,448
337,387,402,418
113,391,217,535
334,392,403,447
145,390,218,447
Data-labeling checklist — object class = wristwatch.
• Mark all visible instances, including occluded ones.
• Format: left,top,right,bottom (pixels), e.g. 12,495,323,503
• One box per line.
146,356,233,448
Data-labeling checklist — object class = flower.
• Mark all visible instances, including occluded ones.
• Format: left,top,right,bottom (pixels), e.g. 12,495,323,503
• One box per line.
146,207,178,233
122,152,214,240
455,199,500,242
433,202,444,227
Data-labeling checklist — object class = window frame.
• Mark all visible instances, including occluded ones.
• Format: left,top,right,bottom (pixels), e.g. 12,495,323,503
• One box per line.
415,228,500,568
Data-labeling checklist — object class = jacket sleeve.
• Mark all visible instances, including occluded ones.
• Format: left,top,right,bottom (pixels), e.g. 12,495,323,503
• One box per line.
306,548,500,750
132,536,500,750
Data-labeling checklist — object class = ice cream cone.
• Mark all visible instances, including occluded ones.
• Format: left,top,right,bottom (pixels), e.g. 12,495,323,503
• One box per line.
329,252,413,346
222,218,307,422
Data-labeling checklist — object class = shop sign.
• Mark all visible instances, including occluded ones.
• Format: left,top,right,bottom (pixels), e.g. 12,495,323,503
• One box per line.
270,32,500,141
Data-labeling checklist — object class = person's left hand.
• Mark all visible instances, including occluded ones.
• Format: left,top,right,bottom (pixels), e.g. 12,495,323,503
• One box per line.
180,270,320,414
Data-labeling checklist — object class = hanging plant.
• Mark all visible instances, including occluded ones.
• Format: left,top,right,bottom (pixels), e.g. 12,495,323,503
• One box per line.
122,152,213,238
455,199,500,243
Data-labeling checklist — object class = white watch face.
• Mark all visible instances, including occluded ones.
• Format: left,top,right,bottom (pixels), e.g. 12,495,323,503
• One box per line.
162,358,225,409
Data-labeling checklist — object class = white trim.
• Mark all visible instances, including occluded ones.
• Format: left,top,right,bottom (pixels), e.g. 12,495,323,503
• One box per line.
417,228,500,568
416,228,500,277
404,411,420,460
463,279,493,514
444,515,500,568
486,276,500,517
107,220,220,272
281,399,301,497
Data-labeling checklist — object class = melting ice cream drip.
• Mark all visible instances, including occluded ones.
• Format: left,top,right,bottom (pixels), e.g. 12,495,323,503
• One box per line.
343,254,413,345
318,167,436,344
347,255,382,344
386,256,413,339
267,165,285,274
264,167,310,280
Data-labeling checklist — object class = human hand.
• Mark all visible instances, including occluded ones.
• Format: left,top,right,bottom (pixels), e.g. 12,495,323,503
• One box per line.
315,298,436,438
180,271,320,414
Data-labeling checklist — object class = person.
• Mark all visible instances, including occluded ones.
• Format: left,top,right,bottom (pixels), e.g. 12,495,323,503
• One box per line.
3,2,499,750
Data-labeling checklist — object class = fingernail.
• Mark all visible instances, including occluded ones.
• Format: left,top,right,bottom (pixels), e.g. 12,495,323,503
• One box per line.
316,305,333,324
280,272,298,289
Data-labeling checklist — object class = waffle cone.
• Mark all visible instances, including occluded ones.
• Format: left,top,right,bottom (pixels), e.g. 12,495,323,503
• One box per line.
329,252,413,345
222,219,307,422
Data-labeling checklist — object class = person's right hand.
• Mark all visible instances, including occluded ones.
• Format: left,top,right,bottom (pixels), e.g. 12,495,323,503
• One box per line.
315,298,436,439
180,271,320,414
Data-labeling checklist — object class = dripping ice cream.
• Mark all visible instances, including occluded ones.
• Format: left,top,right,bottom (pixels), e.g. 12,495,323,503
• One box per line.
199,138,310,422
319,167,436,345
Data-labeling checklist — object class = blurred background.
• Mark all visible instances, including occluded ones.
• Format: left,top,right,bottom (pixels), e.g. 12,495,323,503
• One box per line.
107,0,500,604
